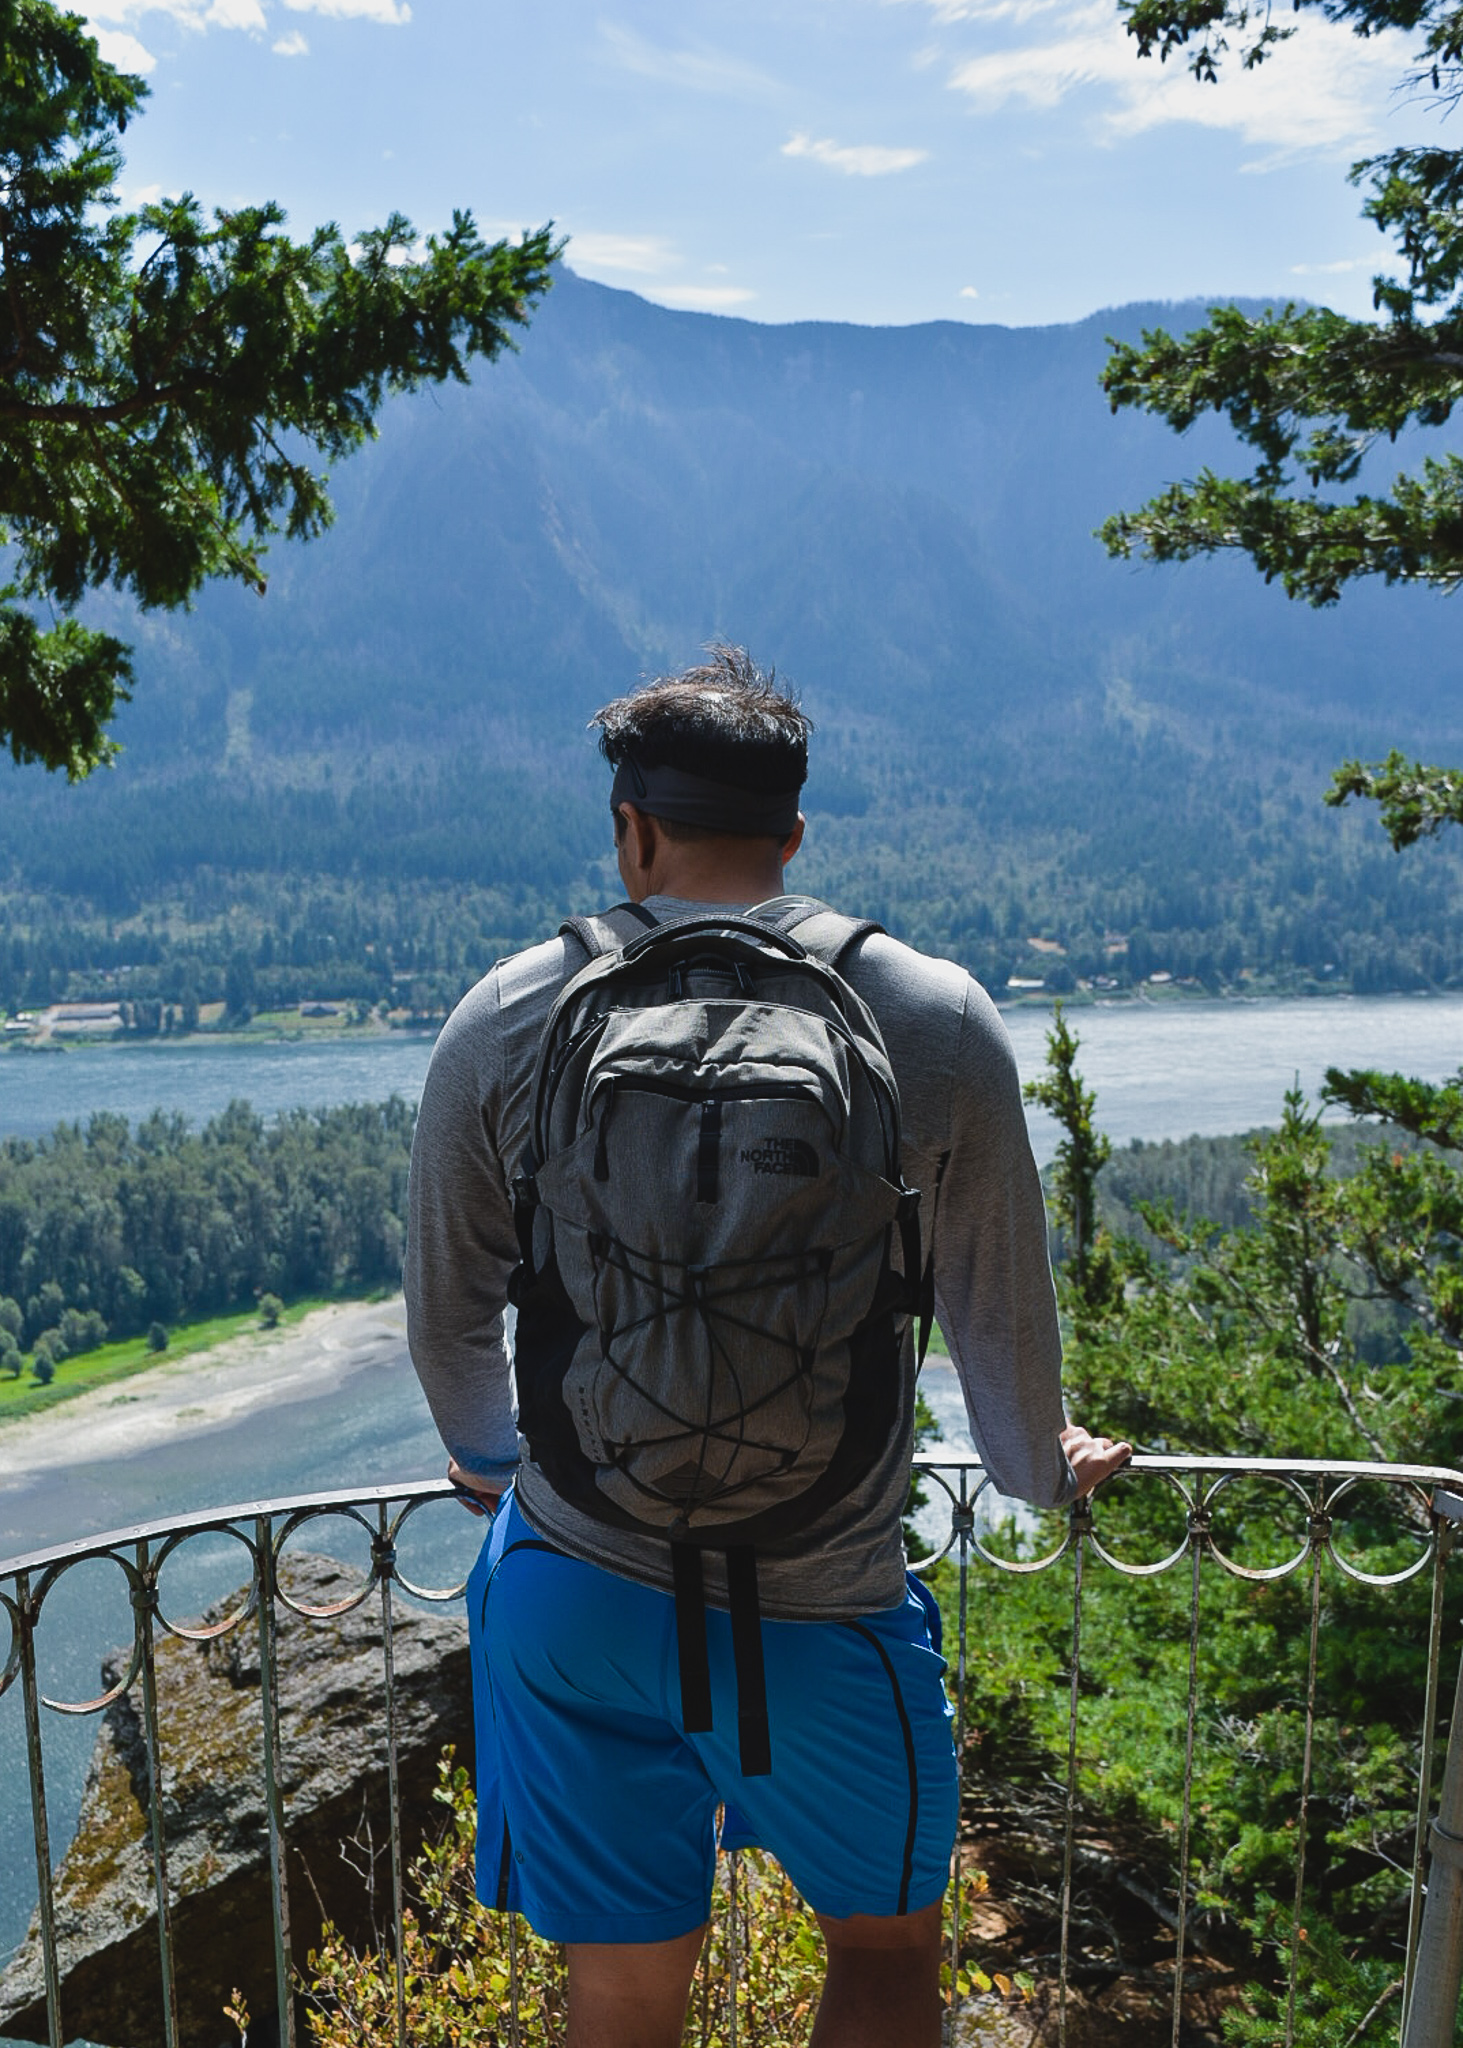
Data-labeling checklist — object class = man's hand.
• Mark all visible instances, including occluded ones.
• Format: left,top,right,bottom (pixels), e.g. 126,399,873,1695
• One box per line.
1061,1423,1133,1499
447,1456,504,1517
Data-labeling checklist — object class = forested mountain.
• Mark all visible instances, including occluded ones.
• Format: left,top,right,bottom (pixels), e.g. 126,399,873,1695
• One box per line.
4,270,1461,1013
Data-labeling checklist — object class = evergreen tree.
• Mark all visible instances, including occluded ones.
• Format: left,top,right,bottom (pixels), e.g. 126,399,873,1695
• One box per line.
1099,0,1463,605
0,0,558,777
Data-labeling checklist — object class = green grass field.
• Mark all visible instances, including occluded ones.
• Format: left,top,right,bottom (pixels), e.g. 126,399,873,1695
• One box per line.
0,1294,363,1424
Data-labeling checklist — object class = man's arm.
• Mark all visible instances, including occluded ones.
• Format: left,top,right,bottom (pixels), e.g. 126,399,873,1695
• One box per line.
405,970,522,1500
932,978,1128,1505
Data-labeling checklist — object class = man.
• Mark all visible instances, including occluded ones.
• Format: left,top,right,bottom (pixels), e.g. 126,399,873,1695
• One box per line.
406,647,1129,2048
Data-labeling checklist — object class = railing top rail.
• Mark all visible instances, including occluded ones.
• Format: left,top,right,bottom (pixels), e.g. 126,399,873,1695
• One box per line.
2,1452,1461,1580
965,1452,1463,1486
0,1477,449,1579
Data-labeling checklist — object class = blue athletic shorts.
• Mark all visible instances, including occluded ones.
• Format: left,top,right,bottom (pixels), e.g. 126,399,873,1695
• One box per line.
467,1490,958,1944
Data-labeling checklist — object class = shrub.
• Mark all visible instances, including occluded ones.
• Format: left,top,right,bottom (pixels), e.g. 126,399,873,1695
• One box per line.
258,1292,283,1330
31,1328,64,1371
59,1306,107,1357
298,1755,1007,2047
147,1322,168,1353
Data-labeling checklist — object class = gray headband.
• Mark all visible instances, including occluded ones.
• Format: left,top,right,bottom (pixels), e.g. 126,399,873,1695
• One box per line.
610,756,802,837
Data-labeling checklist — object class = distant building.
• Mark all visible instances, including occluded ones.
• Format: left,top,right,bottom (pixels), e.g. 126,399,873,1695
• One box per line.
44,1003,124,1037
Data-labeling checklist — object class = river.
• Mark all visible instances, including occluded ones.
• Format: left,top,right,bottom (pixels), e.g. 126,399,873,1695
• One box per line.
2,991,1460,1165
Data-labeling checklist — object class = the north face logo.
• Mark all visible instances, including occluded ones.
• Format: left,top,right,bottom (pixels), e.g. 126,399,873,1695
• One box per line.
739,1136,819,1177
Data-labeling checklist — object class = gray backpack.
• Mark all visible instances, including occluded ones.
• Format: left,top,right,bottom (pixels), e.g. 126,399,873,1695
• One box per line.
508,898,926,1773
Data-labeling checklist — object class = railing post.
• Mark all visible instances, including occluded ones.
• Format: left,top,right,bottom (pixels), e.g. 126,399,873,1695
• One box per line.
374,1511,407,2048
1402,1628,1463,2048
17,1571,63,2048
1058,1493,1092,2048
1402,1510,1454,2025
949,1476,973,2024
134,1540,180,2048
728,1849,740,2048
256,1516,297,2048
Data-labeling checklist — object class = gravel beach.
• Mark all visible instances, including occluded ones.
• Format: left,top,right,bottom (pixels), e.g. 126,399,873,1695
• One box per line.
0,1298,443,1557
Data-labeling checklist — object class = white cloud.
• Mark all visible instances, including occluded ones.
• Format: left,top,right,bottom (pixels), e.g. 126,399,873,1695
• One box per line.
897,0,1074,22
283,0,410,19
88,0,262,25
207,0,266,26
645,284,758,310
569,232,680,275
123,179,165,203
1291,256,1372,274
948,3,1167,111
89,25,156,70
85,0,407,37
947,3,1404,158
959,284,980,298
782,132,929,176
600,22,781,99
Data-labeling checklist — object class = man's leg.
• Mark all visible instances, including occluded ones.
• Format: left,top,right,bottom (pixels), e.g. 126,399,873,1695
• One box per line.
810,1900,944,2048
565,1926,707,2048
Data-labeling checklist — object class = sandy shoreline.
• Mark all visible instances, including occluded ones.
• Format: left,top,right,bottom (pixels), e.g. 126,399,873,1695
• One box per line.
0,1296,412,1482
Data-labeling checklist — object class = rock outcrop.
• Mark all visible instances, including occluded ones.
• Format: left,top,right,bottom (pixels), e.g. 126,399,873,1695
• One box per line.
0,1552,472,2048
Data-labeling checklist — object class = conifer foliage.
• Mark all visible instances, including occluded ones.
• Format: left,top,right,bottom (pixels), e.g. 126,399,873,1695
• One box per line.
1100,0,1463,606
0,0,558,778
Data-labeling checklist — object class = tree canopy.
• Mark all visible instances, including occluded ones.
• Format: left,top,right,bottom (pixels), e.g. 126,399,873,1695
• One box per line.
0,0,557,778
1098,0,1463,607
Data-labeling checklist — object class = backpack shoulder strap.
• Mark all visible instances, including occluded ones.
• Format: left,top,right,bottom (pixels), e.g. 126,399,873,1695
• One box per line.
764,897,885,976
558,900,658,965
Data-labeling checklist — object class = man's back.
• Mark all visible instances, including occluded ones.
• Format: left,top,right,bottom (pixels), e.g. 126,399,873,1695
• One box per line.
406,890,1070,1619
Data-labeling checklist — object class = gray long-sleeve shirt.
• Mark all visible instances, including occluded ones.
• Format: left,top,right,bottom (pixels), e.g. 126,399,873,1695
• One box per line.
405,893,1075,1620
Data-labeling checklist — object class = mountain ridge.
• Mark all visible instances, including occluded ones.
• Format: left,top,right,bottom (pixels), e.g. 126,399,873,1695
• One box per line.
0,271,1458,1009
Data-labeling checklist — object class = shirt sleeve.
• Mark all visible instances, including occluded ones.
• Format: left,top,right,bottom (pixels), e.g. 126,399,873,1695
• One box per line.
932,978,1076,1509
404,970,522,1483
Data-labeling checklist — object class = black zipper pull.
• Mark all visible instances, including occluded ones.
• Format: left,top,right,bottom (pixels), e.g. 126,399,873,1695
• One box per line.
697,1095,722,1203
594,1079,616,1182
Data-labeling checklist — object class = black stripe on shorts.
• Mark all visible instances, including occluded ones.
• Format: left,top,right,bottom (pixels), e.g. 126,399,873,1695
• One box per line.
839,1618,920,1916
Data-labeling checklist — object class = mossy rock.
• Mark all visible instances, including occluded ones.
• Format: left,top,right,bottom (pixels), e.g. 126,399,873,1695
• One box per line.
0,1551,472,2047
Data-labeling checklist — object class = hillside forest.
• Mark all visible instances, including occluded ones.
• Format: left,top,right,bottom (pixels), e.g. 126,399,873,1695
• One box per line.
4,274,1463,1023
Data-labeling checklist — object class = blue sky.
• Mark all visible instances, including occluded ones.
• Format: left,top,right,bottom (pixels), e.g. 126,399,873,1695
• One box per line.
82,0,1448,328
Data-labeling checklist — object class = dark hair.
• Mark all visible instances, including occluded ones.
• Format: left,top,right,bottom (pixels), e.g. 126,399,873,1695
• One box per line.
591,646,812,795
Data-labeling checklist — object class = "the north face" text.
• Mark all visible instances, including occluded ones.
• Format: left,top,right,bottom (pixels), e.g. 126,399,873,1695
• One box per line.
739,1136,819,1177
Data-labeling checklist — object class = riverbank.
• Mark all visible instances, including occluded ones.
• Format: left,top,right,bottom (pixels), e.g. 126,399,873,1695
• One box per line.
0,1296,413,1498
1,1012,441,1051
0,1296,358,1424
5,981,1450,1048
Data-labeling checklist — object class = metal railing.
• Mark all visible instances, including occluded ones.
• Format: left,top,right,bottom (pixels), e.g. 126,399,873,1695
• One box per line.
3,1452,1463,2048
